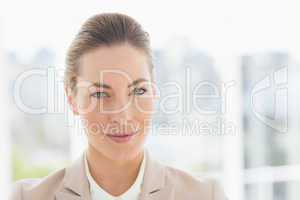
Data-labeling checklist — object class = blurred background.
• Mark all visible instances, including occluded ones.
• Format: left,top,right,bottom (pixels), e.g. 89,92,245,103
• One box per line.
1,0,300,200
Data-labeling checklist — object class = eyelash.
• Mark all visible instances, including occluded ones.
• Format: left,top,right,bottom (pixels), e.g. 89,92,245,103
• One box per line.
132,87,147,96
91,87,147,99
91,91,110,99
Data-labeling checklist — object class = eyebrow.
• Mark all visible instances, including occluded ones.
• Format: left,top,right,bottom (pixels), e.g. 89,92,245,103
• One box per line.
92,78,149,89
128,78,149,88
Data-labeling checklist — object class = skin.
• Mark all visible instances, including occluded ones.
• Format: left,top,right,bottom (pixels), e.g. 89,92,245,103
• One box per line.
65,43,157,196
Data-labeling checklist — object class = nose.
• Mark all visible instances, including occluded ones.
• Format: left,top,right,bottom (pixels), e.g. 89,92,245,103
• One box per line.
109,97,134,125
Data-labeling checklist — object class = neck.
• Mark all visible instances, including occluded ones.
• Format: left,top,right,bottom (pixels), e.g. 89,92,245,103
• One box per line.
86,146,144,196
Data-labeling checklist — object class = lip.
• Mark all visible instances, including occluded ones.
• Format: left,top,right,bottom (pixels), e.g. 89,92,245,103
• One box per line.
106,132,137,143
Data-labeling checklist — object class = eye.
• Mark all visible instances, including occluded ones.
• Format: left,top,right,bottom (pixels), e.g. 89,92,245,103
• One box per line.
91,91,110,99
132,87,147,96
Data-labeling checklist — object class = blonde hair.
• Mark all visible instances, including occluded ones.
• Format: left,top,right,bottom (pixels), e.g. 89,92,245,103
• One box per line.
64,12,153,95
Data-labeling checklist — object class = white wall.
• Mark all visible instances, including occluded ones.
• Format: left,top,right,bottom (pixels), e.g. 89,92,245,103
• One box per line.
0,23,12,199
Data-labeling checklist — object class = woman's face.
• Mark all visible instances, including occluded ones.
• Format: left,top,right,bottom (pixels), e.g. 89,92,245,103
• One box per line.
68,43,156,161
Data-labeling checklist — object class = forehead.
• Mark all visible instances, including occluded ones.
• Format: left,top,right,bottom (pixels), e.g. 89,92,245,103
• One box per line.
78,44,150,87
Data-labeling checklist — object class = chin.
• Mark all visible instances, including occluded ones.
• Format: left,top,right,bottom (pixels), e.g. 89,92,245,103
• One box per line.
91,142,143,162
109,146,143,161
89,133,146,162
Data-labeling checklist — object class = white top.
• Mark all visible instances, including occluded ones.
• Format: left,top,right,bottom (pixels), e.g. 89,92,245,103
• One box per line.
84,150,146,200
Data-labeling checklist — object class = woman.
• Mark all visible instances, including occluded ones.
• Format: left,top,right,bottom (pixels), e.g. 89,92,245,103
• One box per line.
10,13,228,200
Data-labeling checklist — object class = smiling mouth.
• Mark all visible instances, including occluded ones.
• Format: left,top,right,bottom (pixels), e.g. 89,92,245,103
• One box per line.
105,131,139,143
107,133,134,137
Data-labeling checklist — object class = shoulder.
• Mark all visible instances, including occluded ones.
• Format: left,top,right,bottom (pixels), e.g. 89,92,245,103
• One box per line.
163,165,228,200
9,168,66,200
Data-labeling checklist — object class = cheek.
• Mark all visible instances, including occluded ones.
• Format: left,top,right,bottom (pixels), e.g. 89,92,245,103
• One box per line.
134,97,154,114
81,112,109,136
134,99,154,132
76,93,99,114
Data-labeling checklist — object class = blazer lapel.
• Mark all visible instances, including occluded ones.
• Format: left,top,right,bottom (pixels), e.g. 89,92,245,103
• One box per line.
55,148,173,200
139,149,174,200
55,154,91,200
55,192,83,200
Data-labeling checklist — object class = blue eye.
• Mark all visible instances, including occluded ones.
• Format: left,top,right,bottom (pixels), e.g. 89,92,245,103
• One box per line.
133,88,147,96
91,92,110,98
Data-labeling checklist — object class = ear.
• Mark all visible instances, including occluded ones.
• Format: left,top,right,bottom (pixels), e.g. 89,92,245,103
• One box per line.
65,86,79,115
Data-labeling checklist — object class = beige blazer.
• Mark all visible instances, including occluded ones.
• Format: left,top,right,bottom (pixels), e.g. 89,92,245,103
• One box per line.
10,149,228,200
